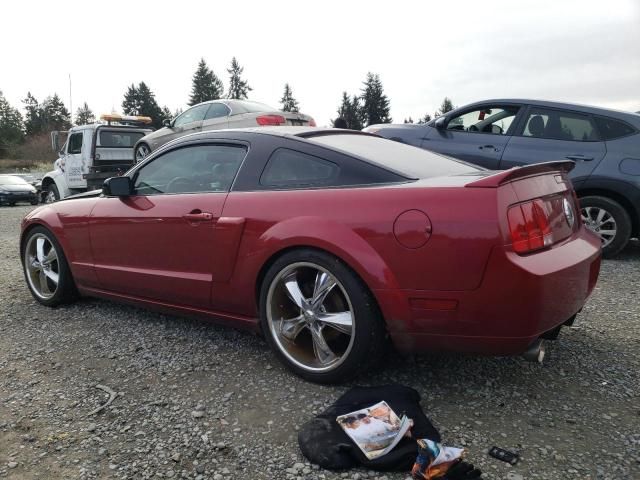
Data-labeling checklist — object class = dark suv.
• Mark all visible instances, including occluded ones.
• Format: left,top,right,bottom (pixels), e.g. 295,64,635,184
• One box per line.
366,99,640,257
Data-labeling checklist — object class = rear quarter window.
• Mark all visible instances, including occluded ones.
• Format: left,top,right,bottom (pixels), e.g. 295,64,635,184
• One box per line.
594,117,637,140
261,149,339,187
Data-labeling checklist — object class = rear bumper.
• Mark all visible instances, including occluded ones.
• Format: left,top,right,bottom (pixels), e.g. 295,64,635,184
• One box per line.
376,226,602,356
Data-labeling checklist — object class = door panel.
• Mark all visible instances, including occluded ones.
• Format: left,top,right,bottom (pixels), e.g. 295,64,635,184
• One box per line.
421,104,523,169
423,130,511,169
89,194,226,307
202,103,230,131
500,107,607,183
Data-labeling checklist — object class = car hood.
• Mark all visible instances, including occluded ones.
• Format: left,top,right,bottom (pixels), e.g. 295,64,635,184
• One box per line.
0,184,35,192
141,127,170,144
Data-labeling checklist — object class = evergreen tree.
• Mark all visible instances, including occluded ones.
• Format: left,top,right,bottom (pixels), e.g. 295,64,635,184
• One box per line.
280,83,299,112
435,97,454,117
41,94,71,131
404,117,414,123
75,102,95,125
122,82,165,129
226,57,252,100
161,106,173,123
22,92,43,136
418,113,432,124
360,72,392,126
0,90,24,156
189,58,224,106
335,92,363,130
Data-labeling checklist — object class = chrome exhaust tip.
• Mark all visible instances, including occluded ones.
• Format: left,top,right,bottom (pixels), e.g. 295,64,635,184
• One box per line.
522,339,545,363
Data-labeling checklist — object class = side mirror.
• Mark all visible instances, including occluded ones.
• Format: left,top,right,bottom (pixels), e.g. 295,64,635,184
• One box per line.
103,176,132,197
163,118,172,128
51,131,59,152
434,117,447,130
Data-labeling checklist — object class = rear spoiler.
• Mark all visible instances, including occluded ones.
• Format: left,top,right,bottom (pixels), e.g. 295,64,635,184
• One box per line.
466,161,575,188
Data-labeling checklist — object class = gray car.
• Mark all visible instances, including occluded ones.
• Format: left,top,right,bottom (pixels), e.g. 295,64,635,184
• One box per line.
366,99,640,257
134,99,315,162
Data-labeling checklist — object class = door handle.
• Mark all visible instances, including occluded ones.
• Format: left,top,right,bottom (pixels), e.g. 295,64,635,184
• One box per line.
479,145,500,152
183,211,213,222
565,154,594,161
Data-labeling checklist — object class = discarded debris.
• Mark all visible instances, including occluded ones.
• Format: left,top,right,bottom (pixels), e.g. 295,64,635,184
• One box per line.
87,384,118,416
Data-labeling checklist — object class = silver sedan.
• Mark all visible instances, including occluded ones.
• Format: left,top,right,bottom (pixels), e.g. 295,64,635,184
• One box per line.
134,99,316,161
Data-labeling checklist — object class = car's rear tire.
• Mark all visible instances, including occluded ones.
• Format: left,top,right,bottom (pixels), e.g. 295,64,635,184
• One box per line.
22,226,78,307
44,184,60,203
259,249,387,384
135,143,151,163
580,195,631,258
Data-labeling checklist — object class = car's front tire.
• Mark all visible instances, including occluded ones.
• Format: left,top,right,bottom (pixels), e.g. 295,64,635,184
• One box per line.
22,226,78,307
580,195,631,258
259,249,387,384
43,184,60,203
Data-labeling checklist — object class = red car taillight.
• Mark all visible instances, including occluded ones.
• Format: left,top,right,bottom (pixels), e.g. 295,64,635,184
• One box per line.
508,199,554,253
256,115,286,126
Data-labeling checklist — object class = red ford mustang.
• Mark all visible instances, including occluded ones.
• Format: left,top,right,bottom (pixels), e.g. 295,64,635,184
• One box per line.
20,127,601,383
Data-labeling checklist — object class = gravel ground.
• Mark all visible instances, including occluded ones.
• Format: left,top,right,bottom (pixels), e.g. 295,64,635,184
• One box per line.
1,205,638,480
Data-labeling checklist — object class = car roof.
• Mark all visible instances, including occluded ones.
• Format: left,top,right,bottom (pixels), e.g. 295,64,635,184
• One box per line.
461,98,640,124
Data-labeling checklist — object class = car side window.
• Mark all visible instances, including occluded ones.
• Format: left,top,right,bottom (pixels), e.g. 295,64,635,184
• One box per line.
204,103,231,120
173,104,210,128
261,148,339,187
522,108,599,141
68,132,83,154
446,106,518,135
594,117,637,140
133,144,247,195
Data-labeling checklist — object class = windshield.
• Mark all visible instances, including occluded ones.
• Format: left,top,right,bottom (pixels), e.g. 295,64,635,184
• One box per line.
308,134,482,179
0,175,29,185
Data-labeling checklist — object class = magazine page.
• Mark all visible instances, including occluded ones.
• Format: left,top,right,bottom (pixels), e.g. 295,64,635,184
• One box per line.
336,401,411,460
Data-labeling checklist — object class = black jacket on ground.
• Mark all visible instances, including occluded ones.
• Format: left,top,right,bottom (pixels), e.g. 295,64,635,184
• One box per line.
298,385,440,471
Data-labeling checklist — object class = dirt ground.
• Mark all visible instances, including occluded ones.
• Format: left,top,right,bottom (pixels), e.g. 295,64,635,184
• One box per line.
1,205,639,480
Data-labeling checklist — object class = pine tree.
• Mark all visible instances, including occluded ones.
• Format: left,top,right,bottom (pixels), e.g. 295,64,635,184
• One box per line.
435,97,454,117
418,113,432,124
122,82,165,129
22,92,42,136
280,83,299,112
0,90,24,156
404,117,414,123
189,58,224,106
41,94,71,131
360,72,392,126
335,92,363,130
161,106,173,123
226,57,252,100
75,102,95,125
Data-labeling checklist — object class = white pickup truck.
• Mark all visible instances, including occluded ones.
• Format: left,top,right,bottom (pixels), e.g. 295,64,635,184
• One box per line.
42,115,152,202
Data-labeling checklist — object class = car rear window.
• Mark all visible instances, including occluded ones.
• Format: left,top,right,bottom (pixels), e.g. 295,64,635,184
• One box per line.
308,134,482,179
232,101,276,114
594,117,637,140
99,131,145,148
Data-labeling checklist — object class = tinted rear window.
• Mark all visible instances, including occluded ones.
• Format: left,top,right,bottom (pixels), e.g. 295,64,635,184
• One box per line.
594,117,637,140
308,134,482,179
99,131,145,148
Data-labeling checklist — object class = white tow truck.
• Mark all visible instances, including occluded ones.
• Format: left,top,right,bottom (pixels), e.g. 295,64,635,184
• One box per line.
42,114,153,202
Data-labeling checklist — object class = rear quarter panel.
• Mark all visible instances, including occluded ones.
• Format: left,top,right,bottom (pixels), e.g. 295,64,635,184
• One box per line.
215,183,500,319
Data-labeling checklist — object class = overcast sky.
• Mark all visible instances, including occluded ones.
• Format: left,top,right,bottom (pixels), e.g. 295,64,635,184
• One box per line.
1,0,638,126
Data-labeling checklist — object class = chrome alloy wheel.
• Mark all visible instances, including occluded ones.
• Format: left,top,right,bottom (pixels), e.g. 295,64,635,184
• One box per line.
24,233,60,300
44,189,57,204
581,206,617,248
266,262,355,372
135,144,150,162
